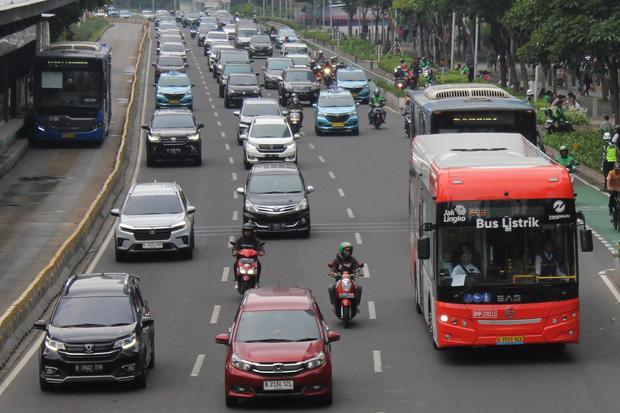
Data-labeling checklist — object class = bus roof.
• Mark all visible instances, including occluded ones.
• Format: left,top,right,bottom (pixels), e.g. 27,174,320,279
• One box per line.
411,133,573,202
39,42,111,59
408,83,533,112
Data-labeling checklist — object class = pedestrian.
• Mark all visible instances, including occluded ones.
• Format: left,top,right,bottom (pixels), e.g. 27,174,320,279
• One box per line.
583,73,592,96
466,62,475,82
600,115,612,133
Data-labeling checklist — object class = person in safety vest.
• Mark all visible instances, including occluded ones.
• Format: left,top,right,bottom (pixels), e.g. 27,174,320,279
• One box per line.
602,132,617,190
535,240,564,276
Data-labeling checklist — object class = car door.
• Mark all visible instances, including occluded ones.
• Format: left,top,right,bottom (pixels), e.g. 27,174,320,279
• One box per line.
132,286,153,362
179,188,193,228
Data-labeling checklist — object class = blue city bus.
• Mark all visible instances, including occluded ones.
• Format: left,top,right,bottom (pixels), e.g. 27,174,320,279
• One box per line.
407,84,540,148
33,42,112,144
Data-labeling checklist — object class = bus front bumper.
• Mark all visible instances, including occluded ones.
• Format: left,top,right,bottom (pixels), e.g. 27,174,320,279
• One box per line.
33,125,105,143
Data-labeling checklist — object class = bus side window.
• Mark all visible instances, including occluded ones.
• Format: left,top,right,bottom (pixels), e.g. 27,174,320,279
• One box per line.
419,111,426,134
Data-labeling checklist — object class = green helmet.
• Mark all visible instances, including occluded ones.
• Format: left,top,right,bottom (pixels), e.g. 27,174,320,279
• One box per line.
338,242,353,256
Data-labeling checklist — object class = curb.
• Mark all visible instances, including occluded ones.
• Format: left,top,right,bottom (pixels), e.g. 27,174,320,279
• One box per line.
0,22,149,370
0,138,28,181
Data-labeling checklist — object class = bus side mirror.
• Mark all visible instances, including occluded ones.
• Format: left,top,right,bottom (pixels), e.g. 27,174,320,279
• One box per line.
418,237,431,260
580,229,593,252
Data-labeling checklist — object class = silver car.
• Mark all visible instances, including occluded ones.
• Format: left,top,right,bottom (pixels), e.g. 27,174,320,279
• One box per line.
233,98,286,145
111,182,196,261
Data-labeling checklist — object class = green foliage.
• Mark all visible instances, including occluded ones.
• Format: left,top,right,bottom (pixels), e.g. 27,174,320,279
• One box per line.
543,130,602,171
301,30,332,44
374,78,407,97
231,3,255,17
340,38,375,61
70,17,110,41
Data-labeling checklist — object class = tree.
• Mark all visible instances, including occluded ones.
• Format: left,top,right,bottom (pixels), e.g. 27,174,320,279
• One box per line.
342,0,360,37
49,0,104,41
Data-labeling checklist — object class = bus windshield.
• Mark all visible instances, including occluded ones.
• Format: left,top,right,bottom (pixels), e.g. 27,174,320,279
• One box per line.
436,200,576,293
37,68,102,108
431,111,536,141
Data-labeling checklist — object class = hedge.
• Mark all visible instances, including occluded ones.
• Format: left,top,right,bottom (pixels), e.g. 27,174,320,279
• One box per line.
70,17,110,42
544,130,602,171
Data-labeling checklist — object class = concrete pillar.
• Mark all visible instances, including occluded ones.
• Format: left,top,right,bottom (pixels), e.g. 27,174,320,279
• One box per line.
36,19,50,53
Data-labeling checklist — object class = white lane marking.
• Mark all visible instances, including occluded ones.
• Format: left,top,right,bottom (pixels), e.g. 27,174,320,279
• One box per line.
368,301,377,320
228,156,234,164
232,172,237,181
210,305,221,324
346,208,355,218
211,104,216,109
225,143,231,150
214,112,219,117
222,267,230,282
209,97,213,102
232,211,238,221
354,232,363,245
318,155,326,163
233,191,239,199
0,334,43,396
337,188,345,197
373,350,382,373
308,143,315,149
328,171,336,179
221,131,226,138
601,274,620,303
363,264,370,278
217,121,222,127
206,91,210,95
228,235,235,247
191,354,205,377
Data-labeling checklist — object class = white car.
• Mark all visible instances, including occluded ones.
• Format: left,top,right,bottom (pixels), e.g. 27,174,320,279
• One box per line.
242,116,300,168
282,43,309,56
208,44,234,71
159,41,188,61
223,23,237,39
203,31,229,55
142,10,154,20
94,9,106,17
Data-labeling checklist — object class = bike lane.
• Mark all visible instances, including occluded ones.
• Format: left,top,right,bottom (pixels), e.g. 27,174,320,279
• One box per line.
574,177,618,254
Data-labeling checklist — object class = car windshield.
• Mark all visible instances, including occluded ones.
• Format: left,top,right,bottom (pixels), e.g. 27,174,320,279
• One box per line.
268,60,293,70
242,103,280,116
207,32,227,39
249,174,303,194
199,27,211,34
285,71,314,81
251,36,271,44
224,65,252,75
286,46,307,54
238,29,257,37
229,75,257,86
338,71,367,81
319,94,354,107
221,52,249,63
279,30,295,38
291,56,310,66
158,56,184,66
235,310,320,343
158,76,190,87
251,123,291,138
52,297,135,327
124,194,183,215
162,42,185,52
151,113,195,128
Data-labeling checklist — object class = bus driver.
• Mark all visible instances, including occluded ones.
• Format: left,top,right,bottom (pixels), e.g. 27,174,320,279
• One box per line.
450,252,480,286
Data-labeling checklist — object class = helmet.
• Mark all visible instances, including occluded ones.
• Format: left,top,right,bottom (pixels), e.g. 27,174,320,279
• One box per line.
292,94,299,104
291,92,297,99
526,89,534,96
400,58,405,64
374,89,380,97
338,242,353,257
242,222,255,232
604,132,611,141
559,145,568,152
614,162,620,170
318,50,323,56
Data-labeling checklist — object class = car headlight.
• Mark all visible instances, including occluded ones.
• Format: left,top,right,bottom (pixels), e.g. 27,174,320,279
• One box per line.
187,133,200,141
304,352,325,370
253,89,260,94
170,222,186,231
228,88,236,94
217,64,223,70
285,85,293,91
317,112,328,118
294,198,308,211
119,224,133,233
348,111,358,116
114,333,137,350
231,354,252,371
45,336,66,352
245,199,258,213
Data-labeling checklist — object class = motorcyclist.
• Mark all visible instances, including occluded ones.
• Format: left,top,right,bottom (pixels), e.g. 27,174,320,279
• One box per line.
607,162,620,216
555,145,576,173
525,89,535,105
368,89,386,124
328,242,363,307
316,50,325,64
394,58,408,79
287,93,304,124
232,223,265,282
602,132,616,190
424,68,436,87
552,99,568,124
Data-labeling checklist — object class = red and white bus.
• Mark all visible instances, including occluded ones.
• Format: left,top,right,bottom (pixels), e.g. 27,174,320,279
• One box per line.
409,133,593,348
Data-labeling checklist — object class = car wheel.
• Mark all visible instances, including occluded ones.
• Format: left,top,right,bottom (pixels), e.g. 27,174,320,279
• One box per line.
212,71,217,79
193,155,202,166
147,341,155,369
146,152,156,167
352,127,360,136
203,49,207,56
208,64,212,72
134,368,147,389
243,150,251,169
315,127,322,136
301,227,310,238
115,248,128,262
319,392,333,406
39,377,54,392
181,247,193,260
226,395,238,407
219,85,224,98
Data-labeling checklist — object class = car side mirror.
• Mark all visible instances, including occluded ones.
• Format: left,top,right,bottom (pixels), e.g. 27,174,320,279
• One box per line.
151,63,156,67
196,123,204,129
580,229,593,252
356,102,360,106
306,185,314,193
33,319,47,330
191,84,195,88
186,48,190,52
187,205,196,214
327,331,340,343
233,110,240,117
261,66,266,70
259,83,265,87
152,83,157,86
141,316,154,327
282,110,289,116
312,103,317,109
185,63,189,67
293,133,301,140
418,236,431,260
141,124,150,130
110,208,120,217
236,187,245,195
240,134,248,140
215,333,230,345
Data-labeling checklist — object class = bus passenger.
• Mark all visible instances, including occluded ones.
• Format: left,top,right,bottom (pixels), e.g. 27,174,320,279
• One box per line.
535,241,564,276
450,252,480,286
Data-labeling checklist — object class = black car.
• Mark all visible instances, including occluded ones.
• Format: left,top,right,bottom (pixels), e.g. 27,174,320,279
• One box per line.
35,273,154,390
237,162,314,237
248,35,273,58
262,57,293,89
218,63,256,97
152,55,188,80
142,108,204,166
224,73,262,108
214,50,251,80
278,67,320,105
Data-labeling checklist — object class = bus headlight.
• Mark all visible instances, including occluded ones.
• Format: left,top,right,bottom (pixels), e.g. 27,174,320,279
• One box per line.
439,314,449,323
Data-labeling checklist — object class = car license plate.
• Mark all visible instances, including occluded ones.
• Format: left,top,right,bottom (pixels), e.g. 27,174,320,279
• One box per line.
167,148,182,154
332,122,345,127
270,223,283,230
263,380,294,391
62,133,75,139
75,364,104,374
352,93,358,97
169,99,179,104
142,241,164,249
496,336,524,345
265,154,280,159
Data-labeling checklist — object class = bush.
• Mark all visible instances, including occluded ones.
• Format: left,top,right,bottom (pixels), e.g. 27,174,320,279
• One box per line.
374,78,406,98
339,38,375,61
543,130,602,171
70,17,110,41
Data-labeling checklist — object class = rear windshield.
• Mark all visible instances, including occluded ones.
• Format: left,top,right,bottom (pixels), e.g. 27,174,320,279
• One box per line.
285,71,314,82
242,102,280,116
52,297,135,327
124,194,183,215
207,32,228,39
290,56,310,66
235,310,320,343
251,36,271,44
161,42,185,52
238,29,257,37
221,52,249,63
229,75,258,86
158,56,184,66
268,59,293,70
224,65,253,75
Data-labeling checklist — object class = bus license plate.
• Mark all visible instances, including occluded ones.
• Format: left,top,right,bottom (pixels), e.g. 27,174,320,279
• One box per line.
263,380,294,391
332,122,344,127
143,241,163,249
496,336,524,345
75,364,104,374
62,133,75,139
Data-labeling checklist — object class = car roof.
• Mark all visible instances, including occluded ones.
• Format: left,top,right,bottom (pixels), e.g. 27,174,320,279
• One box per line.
63,273,135,298
283,42,307,47
251,116,287,125
228,73,257,79
243,97,278,105
320,88,352,96
284,67,312,72
130,181,179,196
241,286,314,311
250,162,300,175
338,66,365,73
153,107,193,116
287,54,309,58
159,71,189,79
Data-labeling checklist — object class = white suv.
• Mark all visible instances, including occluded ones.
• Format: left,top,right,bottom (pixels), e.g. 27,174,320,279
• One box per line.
242,116,300,169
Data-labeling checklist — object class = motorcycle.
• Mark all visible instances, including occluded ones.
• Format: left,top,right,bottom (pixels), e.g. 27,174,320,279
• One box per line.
370,102,385,129
230,241,264,295
402,108,411,137
544,109,574,134
394,76,408,91
287,109,303,134
322,66,334,87
328,263,364,328
190,28,197,39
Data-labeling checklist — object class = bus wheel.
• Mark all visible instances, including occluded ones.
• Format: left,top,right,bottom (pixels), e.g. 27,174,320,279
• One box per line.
414,276,423,314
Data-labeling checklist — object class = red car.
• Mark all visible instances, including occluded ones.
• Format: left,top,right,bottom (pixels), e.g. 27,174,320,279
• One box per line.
215,286,340,407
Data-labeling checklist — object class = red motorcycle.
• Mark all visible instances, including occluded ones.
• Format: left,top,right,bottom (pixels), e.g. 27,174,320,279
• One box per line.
230,241,264,294
328,263,364,328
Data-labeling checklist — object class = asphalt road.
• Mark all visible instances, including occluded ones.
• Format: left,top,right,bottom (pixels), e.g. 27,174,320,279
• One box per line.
0,22,142,312
2,24,620,413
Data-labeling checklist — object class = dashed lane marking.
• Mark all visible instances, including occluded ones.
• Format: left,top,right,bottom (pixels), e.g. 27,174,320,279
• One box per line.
210,305,221,324
225,144,230,150
222,267,230,282
233,191,239,199
354,232,363,245
217,121,222,127
318,155,326,163
308,143,315,149
228,157,234,164
214,112,219,117
232,210,238,221
373,350,382,373
221,131,226,138
368,301,377,320
328,171,336,179
346,208,355,219
232,172,237,181
190,354,205,377
363,264,371,278
337,188,345,197
228,235,235,247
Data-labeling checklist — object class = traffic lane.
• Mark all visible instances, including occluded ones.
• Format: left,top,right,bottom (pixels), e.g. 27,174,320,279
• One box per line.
573,177,617,254
0,23,142,315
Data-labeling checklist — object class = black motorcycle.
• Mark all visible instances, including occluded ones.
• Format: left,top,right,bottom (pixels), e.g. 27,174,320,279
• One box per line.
370,102,385,129
287,109,303,134
544,108,574,134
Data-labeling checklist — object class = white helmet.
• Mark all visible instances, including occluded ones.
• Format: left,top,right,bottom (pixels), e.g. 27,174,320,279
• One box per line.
604,132,611,141
526,89,534,96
